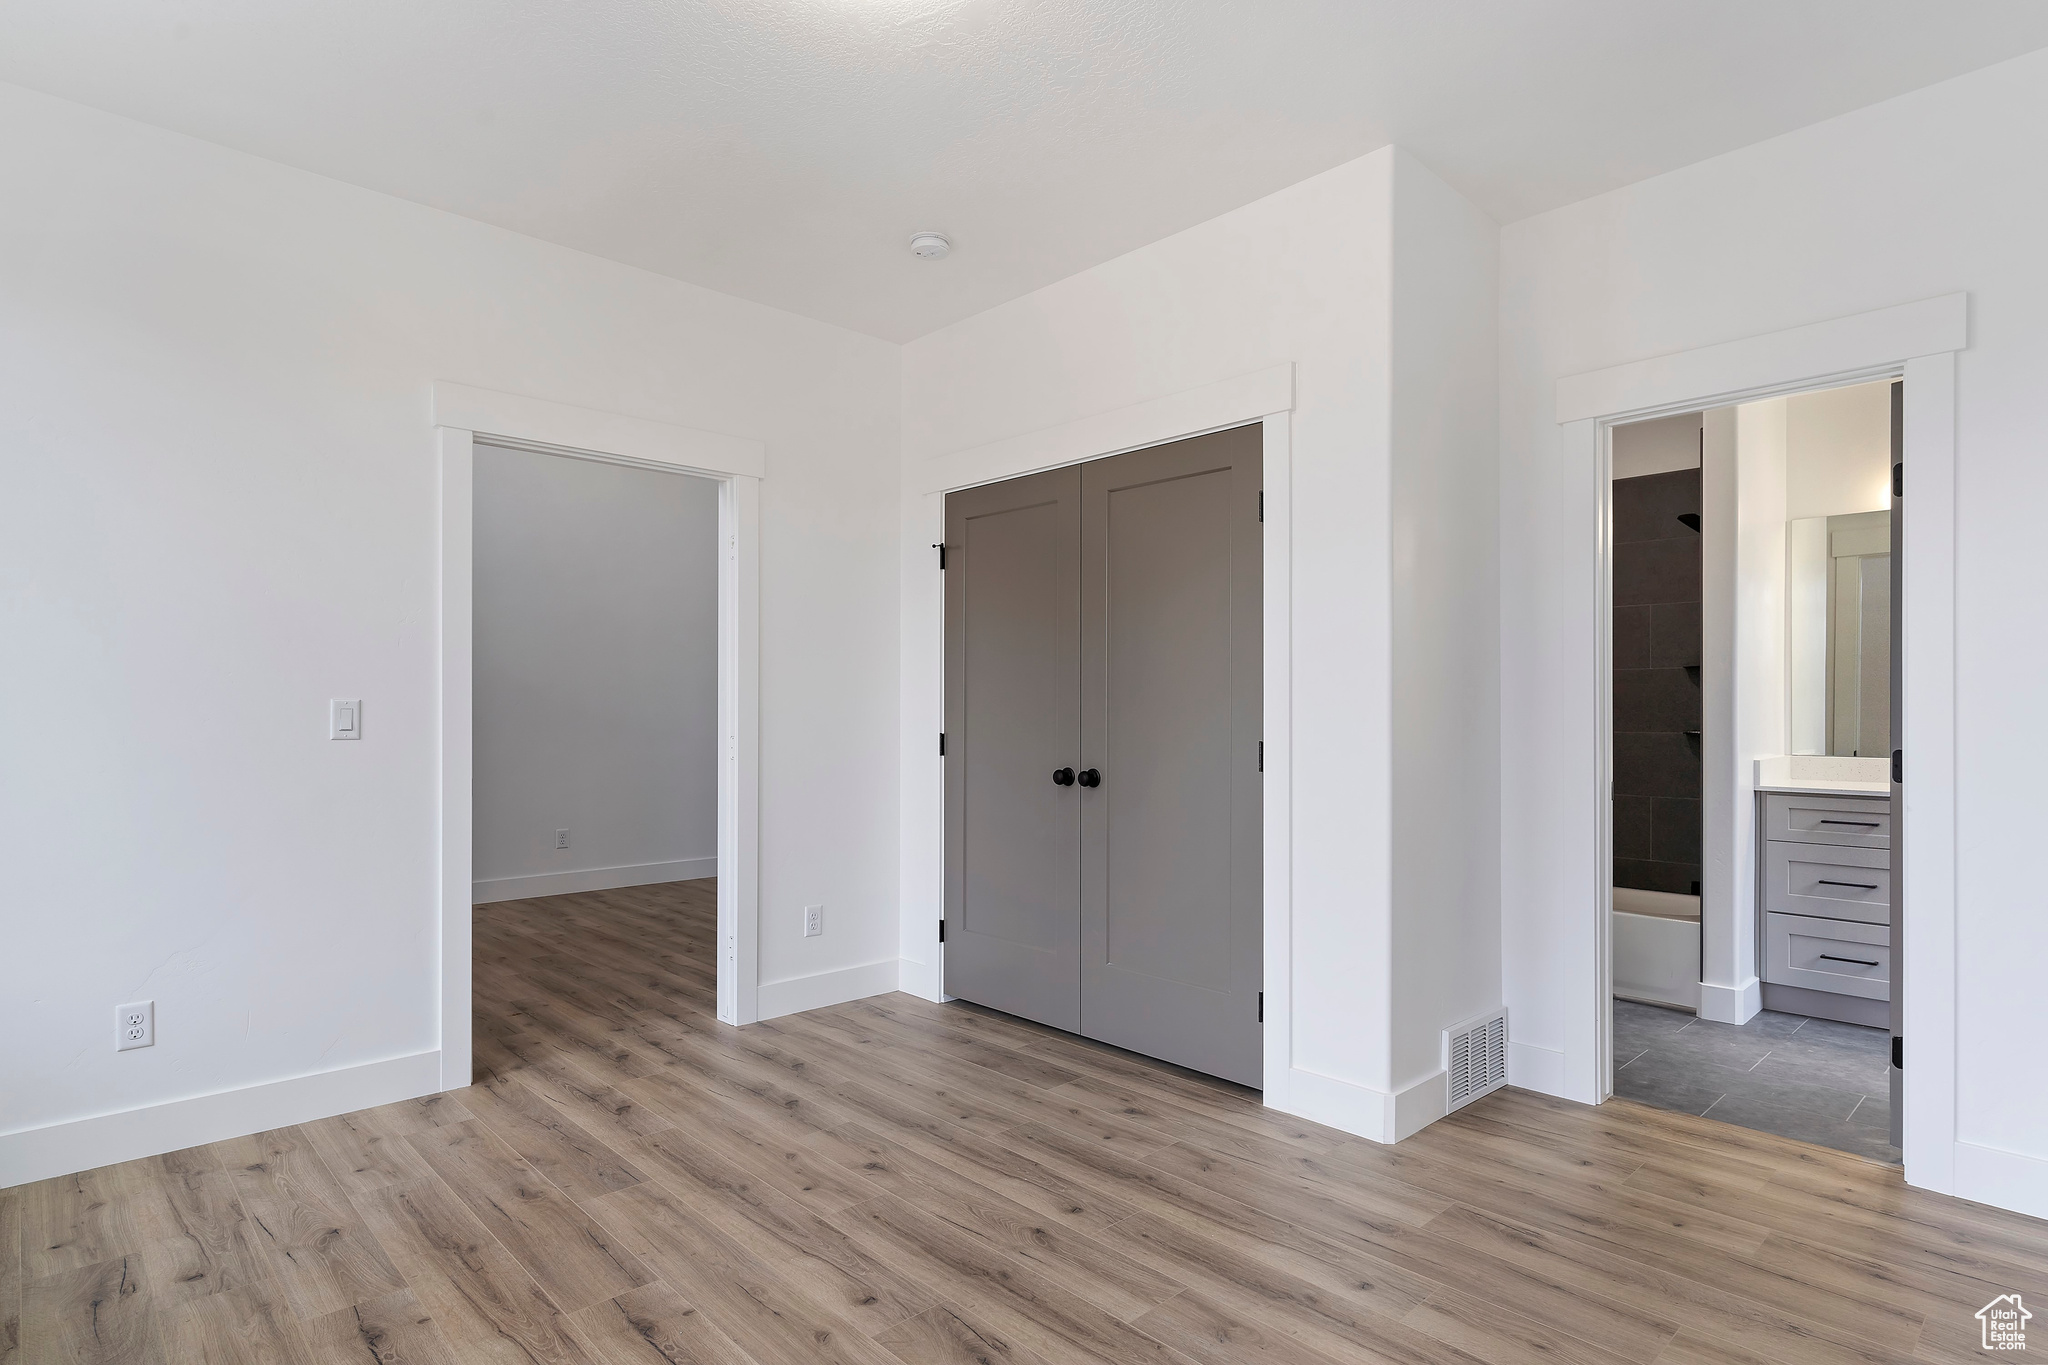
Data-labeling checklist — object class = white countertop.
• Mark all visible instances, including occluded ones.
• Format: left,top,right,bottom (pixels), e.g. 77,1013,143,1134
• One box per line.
1754,754,1890,797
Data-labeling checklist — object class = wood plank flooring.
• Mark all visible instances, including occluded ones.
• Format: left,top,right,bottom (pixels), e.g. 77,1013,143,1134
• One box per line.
7,878,2045,1364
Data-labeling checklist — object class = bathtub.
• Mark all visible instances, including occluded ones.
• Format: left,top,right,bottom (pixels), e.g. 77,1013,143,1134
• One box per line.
1612,887,1700,1011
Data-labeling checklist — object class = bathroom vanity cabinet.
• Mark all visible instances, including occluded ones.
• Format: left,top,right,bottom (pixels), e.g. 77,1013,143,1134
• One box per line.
1757,789,1892,1027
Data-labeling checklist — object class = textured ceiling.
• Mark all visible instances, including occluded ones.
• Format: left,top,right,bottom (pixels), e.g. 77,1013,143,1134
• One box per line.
4,2,2046,341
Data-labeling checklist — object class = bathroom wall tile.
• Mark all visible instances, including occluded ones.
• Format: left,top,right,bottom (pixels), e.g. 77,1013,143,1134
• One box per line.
1614,536,1702,607
1613,605,1652,669
1614,857,1701,895
1612,468,1702,546
1613,794,1653,861
1614,667,1701,733
1651,797,1702,864
1650,600,1703,666
1614,730,1701,798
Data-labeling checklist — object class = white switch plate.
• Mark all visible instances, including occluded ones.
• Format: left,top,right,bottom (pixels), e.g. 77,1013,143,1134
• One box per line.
803,904,824,938
117,1000,154,1051
330,698,362,740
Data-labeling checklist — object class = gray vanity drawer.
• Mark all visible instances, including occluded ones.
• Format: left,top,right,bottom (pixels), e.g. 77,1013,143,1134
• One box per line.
1762,841,1889,924
1764,912,1889,1000
1761,793,1891,849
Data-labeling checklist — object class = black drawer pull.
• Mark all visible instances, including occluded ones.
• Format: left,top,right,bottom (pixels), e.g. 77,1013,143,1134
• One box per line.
1816,879,1880,890
1818,954,1881,967
1817,819,1881,827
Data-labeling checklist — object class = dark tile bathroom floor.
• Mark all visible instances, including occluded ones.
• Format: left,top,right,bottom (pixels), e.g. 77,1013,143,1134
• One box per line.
1612,998,1899,1162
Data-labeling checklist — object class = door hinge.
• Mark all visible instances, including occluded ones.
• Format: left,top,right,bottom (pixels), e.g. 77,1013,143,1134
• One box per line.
938,919,946,944
938,731,946,757
1258,991,1264,1023
1258,740,1264,772
1893,462,1903,499
1258,490,1264,522
1892,748,1903,784
933,542,947,570
1892,1035,1902,1069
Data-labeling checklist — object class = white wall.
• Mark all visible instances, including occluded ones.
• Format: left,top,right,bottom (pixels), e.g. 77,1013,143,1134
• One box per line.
1500,47,2048,1211
0,81,900,1182
900,147,1499,1141
472,445,719,900
1787,380,1893,520
1388,157,1503,1103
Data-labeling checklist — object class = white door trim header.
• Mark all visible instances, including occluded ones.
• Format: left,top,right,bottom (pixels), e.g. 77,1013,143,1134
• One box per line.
432,380,765,478
1556,293,1966,424
911,363,1294,496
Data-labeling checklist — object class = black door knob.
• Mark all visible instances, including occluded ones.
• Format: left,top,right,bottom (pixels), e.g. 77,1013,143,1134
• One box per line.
1052,767,1075,786
1077,768,1101,788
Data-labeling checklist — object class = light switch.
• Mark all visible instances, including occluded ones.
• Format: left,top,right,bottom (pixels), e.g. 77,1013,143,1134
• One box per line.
330,698,362,740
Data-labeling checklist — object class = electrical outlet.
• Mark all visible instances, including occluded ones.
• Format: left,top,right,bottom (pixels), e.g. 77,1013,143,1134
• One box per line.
556,829,570,849
803,904,824,938
117,1000,154,1052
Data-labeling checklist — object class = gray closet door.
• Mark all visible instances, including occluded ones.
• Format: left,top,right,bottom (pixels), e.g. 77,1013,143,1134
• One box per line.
943,466,1082,1032
1079,427,1263,1086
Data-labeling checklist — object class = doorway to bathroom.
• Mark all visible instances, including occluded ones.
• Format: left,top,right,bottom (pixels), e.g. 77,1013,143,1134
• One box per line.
1608,378,1902,1163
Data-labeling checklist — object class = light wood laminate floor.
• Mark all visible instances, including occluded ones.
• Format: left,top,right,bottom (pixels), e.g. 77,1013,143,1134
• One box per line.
6,880,2045,1364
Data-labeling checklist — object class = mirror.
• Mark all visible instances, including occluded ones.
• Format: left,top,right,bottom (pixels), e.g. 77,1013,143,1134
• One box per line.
1789,509,1890,756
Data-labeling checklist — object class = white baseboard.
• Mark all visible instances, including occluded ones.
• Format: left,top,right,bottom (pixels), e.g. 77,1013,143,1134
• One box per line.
1278,1065,1447,1144
1282,1066,1390,1141
1955,1140,2048,1221
1508,1040,1567,1095
0,1050,442,1188
1697,976,1762,1025
896,953,944,1004
472,857,716,904
756,958,901,1021
1391,1069,1449,1141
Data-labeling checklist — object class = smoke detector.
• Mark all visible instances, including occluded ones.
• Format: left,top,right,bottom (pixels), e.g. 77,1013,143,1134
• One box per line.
909,231,952,260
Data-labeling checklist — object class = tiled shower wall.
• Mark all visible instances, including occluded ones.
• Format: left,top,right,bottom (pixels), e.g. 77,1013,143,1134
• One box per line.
1613,468,1702,895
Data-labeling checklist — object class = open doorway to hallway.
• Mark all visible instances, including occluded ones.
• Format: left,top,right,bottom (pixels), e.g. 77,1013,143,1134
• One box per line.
1608,379,1901,1163
471,443,720,1063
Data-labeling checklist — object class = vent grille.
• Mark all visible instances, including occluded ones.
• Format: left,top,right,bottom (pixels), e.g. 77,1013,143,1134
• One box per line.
1445,1009,1508,1111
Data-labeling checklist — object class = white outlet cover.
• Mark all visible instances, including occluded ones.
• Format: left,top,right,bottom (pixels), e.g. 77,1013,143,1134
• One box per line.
117,1000,155,1051
804,904,824,937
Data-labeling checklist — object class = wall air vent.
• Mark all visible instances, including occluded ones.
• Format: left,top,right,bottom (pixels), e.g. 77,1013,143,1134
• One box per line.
1444,1009,1508,1111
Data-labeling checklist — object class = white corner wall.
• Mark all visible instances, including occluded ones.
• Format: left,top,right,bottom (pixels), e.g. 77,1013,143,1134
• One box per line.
0,80,901,1186
1388,152,1503,1117
900,147,1500,1143
1500,47,2048,1214
472,445,719,903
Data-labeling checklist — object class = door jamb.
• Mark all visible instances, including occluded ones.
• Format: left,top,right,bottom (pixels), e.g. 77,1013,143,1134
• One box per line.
432,381,765,1093
1557,295,1963,1193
